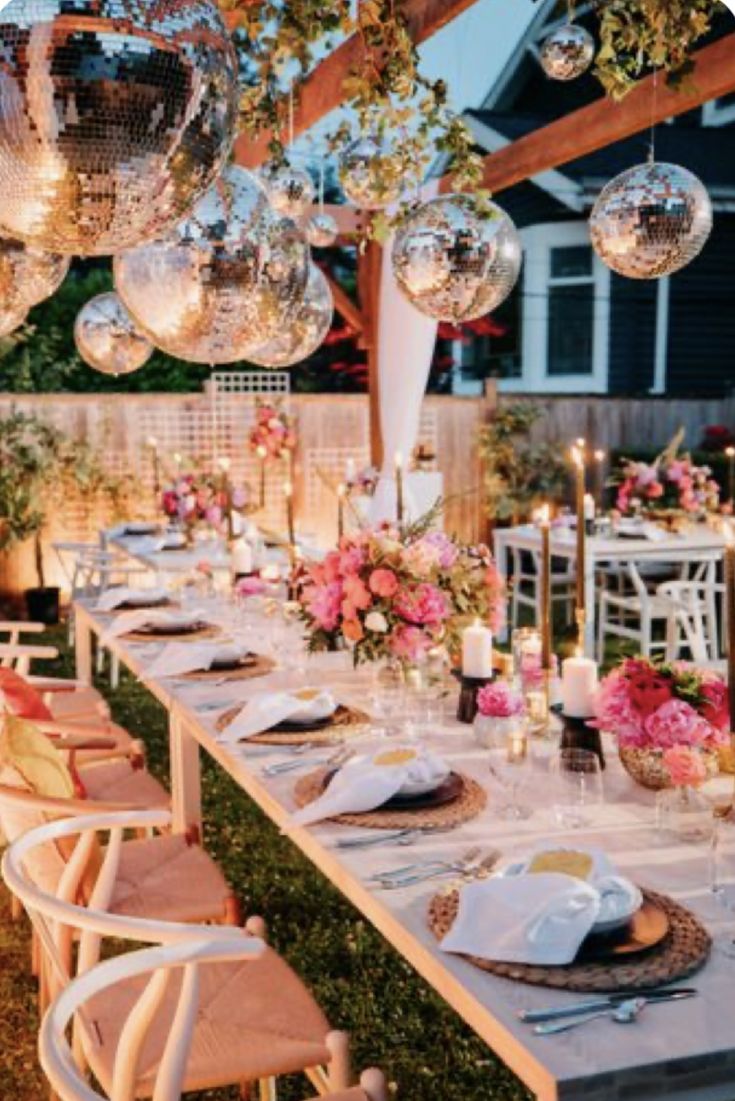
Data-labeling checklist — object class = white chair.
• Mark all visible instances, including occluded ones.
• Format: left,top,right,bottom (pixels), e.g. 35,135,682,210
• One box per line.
509,546,575,628
4,808,350,1100
657,579,725,666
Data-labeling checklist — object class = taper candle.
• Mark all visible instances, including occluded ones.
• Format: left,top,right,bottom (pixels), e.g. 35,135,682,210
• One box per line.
725,524,735,748
257,445,267,509
726,446,735,508
537,504,552,672
147,436,160,495
218,457,234,541
284,480,296,548
337,482,346,540
571,445,586,635
594,449,605,512
395,451,404,524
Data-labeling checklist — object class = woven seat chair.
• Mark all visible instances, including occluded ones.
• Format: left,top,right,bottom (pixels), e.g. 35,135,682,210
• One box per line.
6,809,351,1101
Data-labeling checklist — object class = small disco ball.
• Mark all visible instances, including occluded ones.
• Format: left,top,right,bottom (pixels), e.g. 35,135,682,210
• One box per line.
590,161,713,279
305,212,339,248
0,302,27,338
540,23,595,81
0,237,69,310
0,0,238,256
339,135,404,210
114,166,310,364
246,264,334,368
267,166,315,220
391,194,522,322
74,292,153,376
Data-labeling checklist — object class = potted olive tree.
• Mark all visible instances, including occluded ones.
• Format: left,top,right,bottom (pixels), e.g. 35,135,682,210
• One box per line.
0,411,125,622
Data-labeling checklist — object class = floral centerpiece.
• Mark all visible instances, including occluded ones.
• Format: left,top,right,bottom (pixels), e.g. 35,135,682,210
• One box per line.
615,431,720,520
161,468,246,537
248,399,297,462
473,681,525,748
297,520,505,668
592,657,729,790
345,464,379,498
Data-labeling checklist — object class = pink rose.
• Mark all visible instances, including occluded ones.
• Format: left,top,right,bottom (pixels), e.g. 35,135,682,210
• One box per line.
393,582,450,626
477,682,525,718
389,624,432,663
646,481,664,499
662,745,708,788
643,698,714,749
369,568,399,598
342,574,371,612
305,581,343,631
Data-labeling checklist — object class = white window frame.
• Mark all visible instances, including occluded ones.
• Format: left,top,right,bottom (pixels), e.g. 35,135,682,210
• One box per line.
702,97,735,128
500,221,610,394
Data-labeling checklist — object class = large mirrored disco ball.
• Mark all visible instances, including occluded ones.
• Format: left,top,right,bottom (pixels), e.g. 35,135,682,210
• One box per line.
0,237,69,309
74,292,153,375
590,162,713,279
339,135,405,210
0,302,28,337
267,166,315,220
305,212,338,248
539,23,595,81
246,264,334,368
0,0,239,256
114,166,310,364
392,194,522,322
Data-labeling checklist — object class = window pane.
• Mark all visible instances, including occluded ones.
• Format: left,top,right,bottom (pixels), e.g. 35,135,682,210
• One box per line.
547,284,593,376
550,246,592,279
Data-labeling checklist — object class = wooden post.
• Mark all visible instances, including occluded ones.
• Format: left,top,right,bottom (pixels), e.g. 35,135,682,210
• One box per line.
357,241,384,468
480,379,498,546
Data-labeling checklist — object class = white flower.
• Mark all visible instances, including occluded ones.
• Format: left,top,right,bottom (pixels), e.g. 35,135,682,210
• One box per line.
365,611,388,633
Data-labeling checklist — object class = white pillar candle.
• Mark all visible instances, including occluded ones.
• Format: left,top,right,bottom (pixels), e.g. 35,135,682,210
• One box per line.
561,651,599,718
462,620,493,679
583,493,596,522
231,538,253,576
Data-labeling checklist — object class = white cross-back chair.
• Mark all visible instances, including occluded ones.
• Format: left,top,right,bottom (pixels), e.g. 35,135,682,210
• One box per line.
3,808,345,1101
509,546,575,629
658,579,726,667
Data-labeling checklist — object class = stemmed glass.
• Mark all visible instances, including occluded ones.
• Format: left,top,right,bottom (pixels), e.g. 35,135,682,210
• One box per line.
487,727,533,820
710,809,735,959
549,748,604,828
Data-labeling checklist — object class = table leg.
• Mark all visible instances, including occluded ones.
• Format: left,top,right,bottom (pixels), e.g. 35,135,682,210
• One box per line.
494,534,509,643
75,616,93,685
170,711,202,837
584,555,596,658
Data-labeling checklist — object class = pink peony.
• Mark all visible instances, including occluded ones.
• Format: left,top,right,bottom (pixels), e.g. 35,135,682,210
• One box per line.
662,745,709,788
477,681,525,718
304,581,343,632
643,698,715,749
393,582,450,627
592,668,646,745
389,624,433,663
235,576,267,597
342,574,372,612
369,568,399,598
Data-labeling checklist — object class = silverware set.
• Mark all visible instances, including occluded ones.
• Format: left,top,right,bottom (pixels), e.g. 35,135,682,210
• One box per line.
369,847,501,890
262,746,354,777
336,826,456,850
519,987,697,1035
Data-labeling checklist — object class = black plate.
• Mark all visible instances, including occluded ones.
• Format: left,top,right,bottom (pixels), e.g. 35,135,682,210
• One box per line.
321,768,463,810
137,619,208,636
118,596,170,611
124,523,159,536
575,898,670,962
209,653,257,671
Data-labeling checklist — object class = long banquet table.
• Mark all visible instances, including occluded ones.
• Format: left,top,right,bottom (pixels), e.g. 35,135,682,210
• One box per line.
73,597,735,1101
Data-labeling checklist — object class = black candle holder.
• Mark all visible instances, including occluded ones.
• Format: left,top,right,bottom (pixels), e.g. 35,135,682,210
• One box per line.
560,711,605,769
456,674,493,724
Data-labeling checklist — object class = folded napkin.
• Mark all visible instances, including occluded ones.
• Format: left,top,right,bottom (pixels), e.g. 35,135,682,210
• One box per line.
144,641,250,679
101,608,207,642
288,746,449,829
440,872,601,966
95,586,168,612
123,535,166,555
218,688,338,743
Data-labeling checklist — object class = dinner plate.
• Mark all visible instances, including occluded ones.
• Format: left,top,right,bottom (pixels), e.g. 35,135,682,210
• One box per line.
125,522,160,535
136,619,208,636
575,897,670,962
321,769,463,810
209,652,257,671
118,591,169,609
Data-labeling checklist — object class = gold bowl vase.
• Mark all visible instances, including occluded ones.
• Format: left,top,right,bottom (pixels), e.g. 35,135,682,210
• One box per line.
619,745,720,791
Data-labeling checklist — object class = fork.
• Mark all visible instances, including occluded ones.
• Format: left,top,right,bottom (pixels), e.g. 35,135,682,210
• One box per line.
373,847,481,889
262,746,353,777
375,849,500,890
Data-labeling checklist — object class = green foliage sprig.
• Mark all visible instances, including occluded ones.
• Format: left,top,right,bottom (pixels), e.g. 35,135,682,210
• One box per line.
478,403,569,524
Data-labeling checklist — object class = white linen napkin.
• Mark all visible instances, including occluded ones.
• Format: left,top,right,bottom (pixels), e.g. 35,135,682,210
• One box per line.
287,747,450,829
95,586,169,612
123,535,166,555
440,872,601,966
144,641,246,678
218,688,338,743
100,608,207,642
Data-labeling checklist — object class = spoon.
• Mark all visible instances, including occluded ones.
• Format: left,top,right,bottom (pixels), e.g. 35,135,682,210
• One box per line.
534,997,646,1035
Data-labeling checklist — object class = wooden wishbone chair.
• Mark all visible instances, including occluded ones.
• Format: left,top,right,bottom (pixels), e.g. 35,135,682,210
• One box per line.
5,809,349,1101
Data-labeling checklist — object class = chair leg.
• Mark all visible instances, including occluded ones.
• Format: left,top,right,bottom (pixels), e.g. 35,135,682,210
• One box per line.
258,1078,277,1101
10,892,22,922
111,652,120,690
326,1031,351,1092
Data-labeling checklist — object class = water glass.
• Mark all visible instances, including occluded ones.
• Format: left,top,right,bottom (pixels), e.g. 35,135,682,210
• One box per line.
550,748,604,828
488,730,532,820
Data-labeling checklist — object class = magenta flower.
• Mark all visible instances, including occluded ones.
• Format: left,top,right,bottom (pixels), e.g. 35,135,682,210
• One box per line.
394,582,450,626
304,581,344,632
389,624,433,663
643,699,716,749
477,682,525,718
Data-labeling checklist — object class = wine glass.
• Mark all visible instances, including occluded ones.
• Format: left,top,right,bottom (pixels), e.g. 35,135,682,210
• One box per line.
710,809,735,959
549,748,604,828
487,728,533,820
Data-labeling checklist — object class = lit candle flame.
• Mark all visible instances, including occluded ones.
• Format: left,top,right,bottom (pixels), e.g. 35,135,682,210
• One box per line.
727,447,735,459
394,451,403,469
536,503,550,525
570,445,584,469
217,456,231,472
256,445,267,459
283,481,293,498
337,482,347,499
146,435,158,449
594,449,605,462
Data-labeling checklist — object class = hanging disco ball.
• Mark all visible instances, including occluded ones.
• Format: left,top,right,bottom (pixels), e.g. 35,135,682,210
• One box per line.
267,166,315,220
339,135,405,210
0,0,239,256
0,302,27,338
590,162,713,279
539,23,595,81
0,237,69,310
391,194,522,322
305,212,339,248
114,166,310,364
74,292,153,376
246,264,334,368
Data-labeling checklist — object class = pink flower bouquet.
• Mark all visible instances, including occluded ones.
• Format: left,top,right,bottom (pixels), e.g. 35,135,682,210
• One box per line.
615,432,720,517
160,465,246,535
297,524,506,666
477,682,525,719
249,400,297,461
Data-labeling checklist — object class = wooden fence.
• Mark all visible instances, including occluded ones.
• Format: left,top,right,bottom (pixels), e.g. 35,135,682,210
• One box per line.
0,384,732,598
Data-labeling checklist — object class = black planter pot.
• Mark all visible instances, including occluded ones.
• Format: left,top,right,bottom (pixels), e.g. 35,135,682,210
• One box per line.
25,586,60,625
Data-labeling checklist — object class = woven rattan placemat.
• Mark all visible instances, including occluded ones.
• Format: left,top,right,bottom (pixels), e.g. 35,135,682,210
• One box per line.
427,887,710,992
215,704,370,744
181,655,276,682
122,625,222,643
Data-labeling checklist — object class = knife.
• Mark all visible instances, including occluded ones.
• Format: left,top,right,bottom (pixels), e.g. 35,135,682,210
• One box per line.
518,988,697,1023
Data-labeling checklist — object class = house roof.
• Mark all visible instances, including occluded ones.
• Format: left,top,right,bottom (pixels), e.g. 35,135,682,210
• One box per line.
465,108,735,203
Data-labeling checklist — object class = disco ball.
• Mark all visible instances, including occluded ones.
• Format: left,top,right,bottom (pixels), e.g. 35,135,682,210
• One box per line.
0,0,239,256
391,194,522,322
114,166,310,364
305,212,338,248
74,292,153,376
246,264,334,369
0,302,27,338
339,135,405,210
590,161,713,279
0,237,69,310
540,23,595,81
267,166,315,220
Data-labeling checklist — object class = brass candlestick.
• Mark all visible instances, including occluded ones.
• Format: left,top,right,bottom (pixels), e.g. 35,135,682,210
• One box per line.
395,452,404,524
257,446,267,509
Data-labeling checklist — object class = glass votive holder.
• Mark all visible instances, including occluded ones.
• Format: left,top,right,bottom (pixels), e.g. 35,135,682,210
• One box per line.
506,727,529,764
511,627,542,683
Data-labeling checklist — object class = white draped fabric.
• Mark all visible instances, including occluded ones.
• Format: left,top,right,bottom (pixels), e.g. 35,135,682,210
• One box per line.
370,182,440,525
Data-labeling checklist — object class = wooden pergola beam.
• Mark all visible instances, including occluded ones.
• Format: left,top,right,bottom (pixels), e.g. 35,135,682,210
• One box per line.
323,272,365,336
233,0,482,169
439,33,735,195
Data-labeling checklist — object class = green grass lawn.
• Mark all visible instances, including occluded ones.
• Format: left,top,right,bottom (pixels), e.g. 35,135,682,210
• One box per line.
0,627,533,1101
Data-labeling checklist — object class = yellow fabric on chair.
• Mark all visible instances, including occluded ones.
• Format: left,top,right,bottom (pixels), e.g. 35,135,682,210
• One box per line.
0,713,76,799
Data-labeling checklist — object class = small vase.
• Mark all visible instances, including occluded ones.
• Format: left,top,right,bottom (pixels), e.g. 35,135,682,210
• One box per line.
656,784,713,843
619,745,720,791
473,713,523,750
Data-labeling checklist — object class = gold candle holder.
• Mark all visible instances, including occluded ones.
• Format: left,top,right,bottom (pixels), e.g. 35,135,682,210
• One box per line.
395,451,405,524
257,445,267,509
506,728,528,764
284,480,296,550
337,482,346,540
